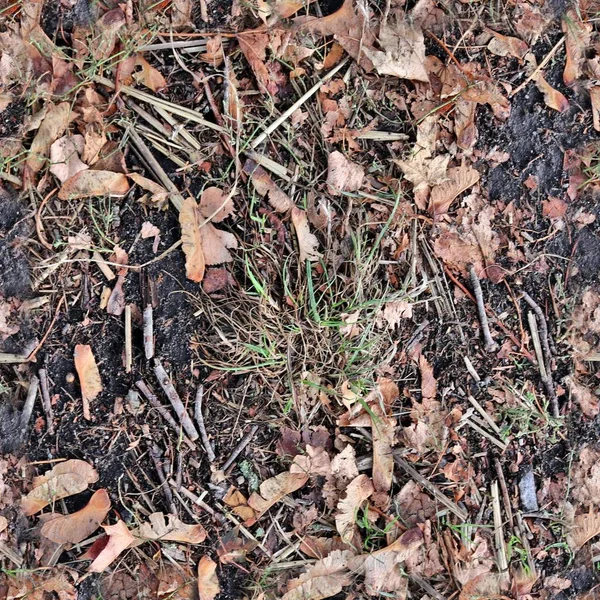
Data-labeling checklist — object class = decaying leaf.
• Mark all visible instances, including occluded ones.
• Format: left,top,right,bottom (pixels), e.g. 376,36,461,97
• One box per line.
129,172,168,200
243,159,294,212
40,488,111,545
323,445,360,509
562,8,592,85
326,151,364,195
74,344,103,420
532,71,569,112
395,155,450,191
22,459,99,516
291,444,331,477
133,55,167,92
363,19,429,82
88,520,135,573
291,207,322,262
371,406,396,493
223,486,257,523
248,471,309,517
198,556,221,600
50,135,88,183
590,86,600,132
180,196,206,283
348,528,423,595
136,512,207,544
236,32,275,96
26,102,71,174
335,474,374,543
429,163,480,218
282,550,354,600
568,508,600,551
487,30,528,59
198,187,235,222
458,572,510,600
199,223,238,266
3,569,76,600
58,170,130,200
565,376,599,418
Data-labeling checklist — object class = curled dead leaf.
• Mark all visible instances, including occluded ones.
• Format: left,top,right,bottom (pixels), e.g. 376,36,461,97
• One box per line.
248,471,308,518
291,207,322,262
26,102,71,174
429,163,480,218
88,520,135,573
326,151,364,195
58,170,130,199
40,488,111,544
136,512,207,544
335,474,374,543
243,159,294,212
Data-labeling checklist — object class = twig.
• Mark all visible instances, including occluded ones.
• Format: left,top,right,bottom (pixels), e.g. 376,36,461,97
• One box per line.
124,305,132,374
491,481,509,584
194,386,216,462
510,36,565,98
250,57,350,149
27,296,65,363
494,458,514,529
143,305,154,360
150,445,178,515
222,425,259,472
463,355,481,382
409,573,448,600
393,453,468,521
153,360,199,441
462,417,507,451
135,380,197,450
38,369,54,434
20,375,40,430
468,264,498,352
168,478,225,523
467,395,501,436
92,251,116,281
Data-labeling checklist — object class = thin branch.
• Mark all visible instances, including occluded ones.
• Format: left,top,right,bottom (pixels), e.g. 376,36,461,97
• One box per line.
468,264,498,352
222,425,259,472
194,386,216,462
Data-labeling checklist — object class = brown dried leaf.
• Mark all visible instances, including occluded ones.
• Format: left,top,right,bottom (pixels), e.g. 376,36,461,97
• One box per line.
223,486,257,523
282,550,354,600
133,55,167,92
323,445,359,509
371,407,395,493
568,509,600,551
82,122,107,165
41,488,111,544
377,301,413,329
533,72,569,112
348,528,423,596
291,444,331,477
129,173,167,196
237,32,274,96
590,86,600,132
224,60,243,132
364,19,429,82
74,344,102,420
199,187,235,222
50,135,88,183
248,471,309,517
429,163,480,218
180,196,206,283
326,151,364,195
487,30,528,58
395,480,436,525
23,459,98,516
171,0,193,28
200,223,238,265
335,474,374,543
458,573,509,600
137,512,207,544
565,376,599,418
243,159,294,212
562,9,592,85
4,569,76,600
58,170,130,199
197,556,220,600
26,102,71,174
291,207,322,262
395,155,450,191
88,520,135,573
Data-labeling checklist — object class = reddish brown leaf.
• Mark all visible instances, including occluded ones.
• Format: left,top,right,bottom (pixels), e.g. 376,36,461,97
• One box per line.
197,556,220,600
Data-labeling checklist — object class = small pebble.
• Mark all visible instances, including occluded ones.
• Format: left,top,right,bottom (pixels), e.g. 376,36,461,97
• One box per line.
518,467,539,512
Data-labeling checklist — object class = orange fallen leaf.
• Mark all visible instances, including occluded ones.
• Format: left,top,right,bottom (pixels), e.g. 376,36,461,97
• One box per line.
243,159,294,212
74,344,102,420
248,471,309,517
180,196,206,283
133,55,167,92
88,520,135,573
58,170,130,199
136,512,207,544
22,459,99,516
532,72,569,112
335,474,374,543
291,207,322,262
223,486,257,523
40,488,111,545
197,556,220,600
198,187,235,222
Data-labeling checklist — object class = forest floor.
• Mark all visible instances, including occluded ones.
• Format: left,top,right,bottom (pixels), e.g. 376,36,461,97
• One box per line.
0,0,600,598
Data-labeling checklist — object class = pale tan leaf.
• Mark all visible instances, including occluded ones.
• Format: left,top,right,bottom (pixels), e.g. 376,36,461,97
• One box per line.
562,9,592,85
198,556,220,600
323,445,359,509
74,344,102,420
26,102,71,173
40,488,111,544
371,408,395,493
335,474,374,543
487,30,528,59
377,301,413,329
171,0,193,28
248,471,309,517
394,154,450,191
200,223,238,265
58,170,130,199
363,19,429,82
243,159,294,212
141,221,160,239
180,196,206,283
419,354,437,400
88,520,135,573
283,550,354,600
82,122,107,165
291,444,331,477
0,515,7,533
291,207,322,262
50,135,88,184
22,460,98,516
224,60,243,132
129,173,167,195
348,528,423,595
532,72,569,112
5,569,76,600
137,512,207,544
458,573,510,600
326,151,364,195
199,187,235,222
590,86,600,132
568,509,600,551
429,163,480,218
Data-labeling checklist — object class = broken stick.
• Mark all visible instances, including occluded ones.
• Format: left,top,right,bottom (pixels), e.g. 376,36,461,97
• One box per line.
468,264,498,352
194,386,216,462
222,425,259,472
38,369,54,434
153,360,199,441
